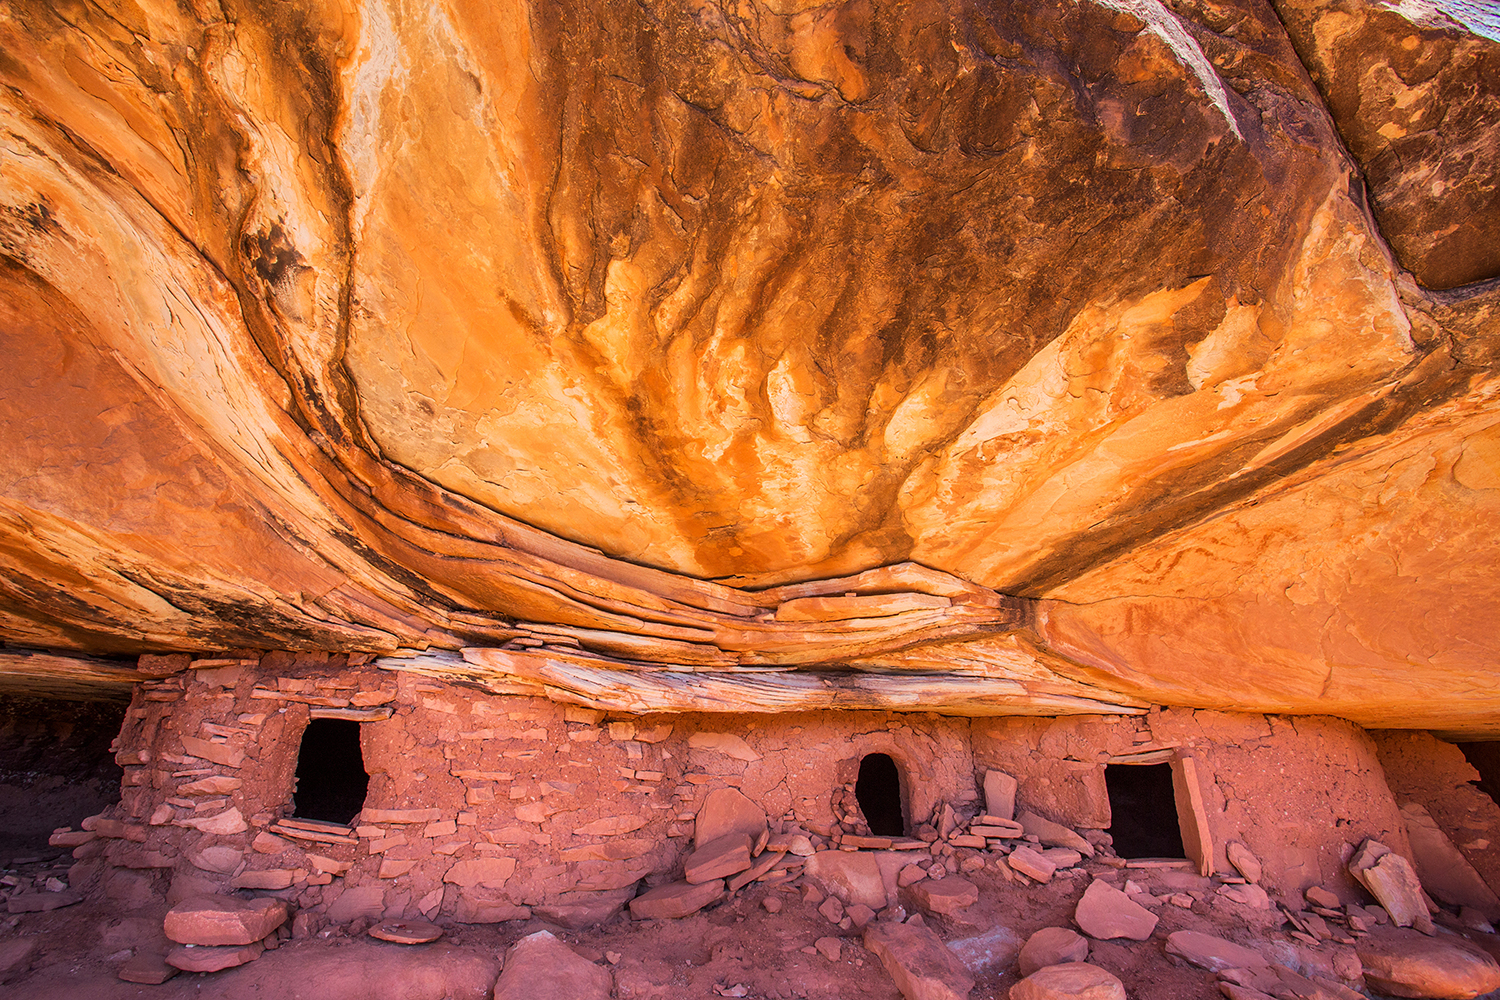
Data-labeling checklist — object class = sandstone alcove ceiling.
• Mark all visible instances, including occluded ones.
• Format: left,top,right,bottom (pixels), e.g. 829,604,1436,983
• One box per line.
0,0,1497,733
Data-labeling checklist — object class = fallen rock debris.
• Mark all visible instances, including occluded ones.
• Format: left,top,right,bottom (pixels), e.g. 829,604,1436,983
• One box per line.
21,759,1498,1000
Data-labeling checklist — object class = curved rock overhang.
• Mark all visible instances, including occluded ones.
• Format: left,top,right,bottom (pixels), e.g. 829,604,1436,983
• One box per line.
0,0,1496,734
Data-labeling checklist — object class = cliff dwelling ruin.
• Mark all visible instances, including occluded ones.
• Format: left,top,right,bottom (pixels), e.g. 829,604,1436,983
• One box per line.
1,0,1500,997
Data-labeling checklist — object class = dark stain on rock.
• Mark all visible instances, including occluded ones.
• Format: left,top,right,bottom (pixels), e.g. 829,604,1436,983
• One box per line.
241,223,302,290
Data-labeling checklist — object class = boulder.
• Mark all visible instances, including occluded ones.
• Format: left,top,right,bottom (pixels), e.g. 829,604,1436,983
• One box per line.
1164,931,1268,973
947,924,1023,974
1018,927,1089,977
1073,880,1158,941
187,845,244,875
910,876,979,918
805,850,889,909
1010,962,1126,1000
164,896,290,946
628,880,724,920
694,788,767,849
1226,842,1262,884
864,920,977,1000
494,930,612,1000
0,937,39,977
819,896,845,924
1357,933,1500,999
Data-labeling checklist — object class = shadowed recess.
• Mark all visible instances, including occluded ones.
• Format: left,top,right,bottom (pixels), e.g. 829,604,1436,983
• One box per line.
855,752,905,838
292,719,369,826
1459,742,1500,806
1105,763,1186,860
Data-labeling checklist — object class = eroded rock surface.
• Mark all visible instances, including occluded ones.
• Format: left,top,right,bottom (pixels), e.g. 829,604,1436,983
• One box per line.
0,0,1496,732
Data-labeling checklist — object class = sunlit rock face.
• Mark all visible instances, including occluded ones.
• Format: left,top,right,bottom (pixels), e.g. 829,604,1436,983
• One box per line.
1275,0,1500,290
0,0,1495,731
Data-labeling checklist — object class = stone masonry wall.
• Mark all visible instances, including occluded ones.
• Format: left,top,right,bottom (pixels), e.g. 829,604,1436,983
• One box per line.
64,655,980,925
971,709,1412,900
59,653,1421,927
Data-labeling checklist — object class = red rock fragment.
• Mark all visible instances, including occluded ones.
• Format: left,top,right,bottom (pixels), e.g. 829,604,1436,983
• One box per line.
863,920,975,1000
164,896,290,946
629,880,725,920
164,941,264,973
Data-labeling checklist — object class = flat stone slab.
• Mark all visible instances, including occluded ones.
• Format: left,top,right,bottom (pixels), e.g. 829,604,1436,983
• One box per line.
728,847,788,891
910,876,979,918
684,833,753,884
864,920,976,1000
1019,927,1090,977
443,857,517,889
1349,840,1434,934
1010,962,1126,1000
164,896,290,946
1401,803,1500,918
1358,933,1500,999
369,919,444,944
1216,883,1271,909
533,889,634,929
326,884,389,923
1017,812,1094,858
629,879,724,920
6,890,82,913
118,952,180,984
983,770,1017,820
1074,879,1158,941
1040,849,1083,869
165,941,265,973
1007,846,1057,884
494,930,612,1000
1164,930,1267,972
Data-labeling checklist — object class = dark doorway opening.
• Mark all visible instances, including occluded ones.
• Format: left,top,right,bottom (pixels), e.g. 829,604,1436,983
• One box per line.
1458,742,1500,805
292,719,368,825
855,753,905,837
1105,763,1186,859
